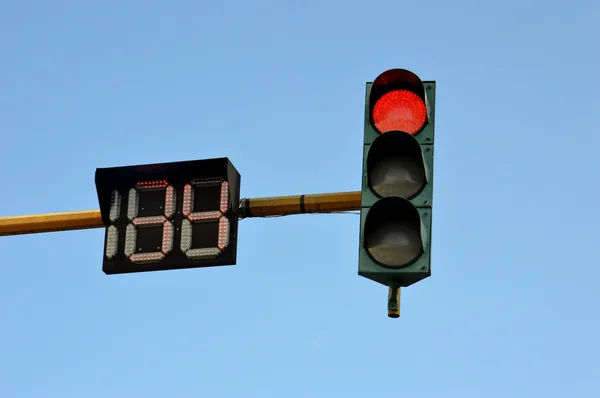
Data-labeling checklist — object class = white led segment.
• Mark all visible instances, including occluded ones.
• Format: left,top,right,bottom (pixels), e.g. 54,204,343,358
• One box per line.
133,215,166,226
105,225,119,259
127,188,139,221
162,221,174,254
186,247,221,260
180,219,192,252
124,223,137,256
109,190,121,222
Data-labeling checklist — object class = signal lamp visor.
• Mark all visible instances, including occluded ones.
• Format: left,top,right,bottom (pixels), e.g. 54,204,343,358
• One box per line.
371,90,427,135
364,197,424,268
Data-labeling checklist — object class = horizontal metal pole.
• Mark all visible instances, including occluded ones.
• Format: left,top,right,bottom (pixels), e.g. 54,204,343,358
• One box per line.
239,191,360,218
0,210,104,237
0,191,361,236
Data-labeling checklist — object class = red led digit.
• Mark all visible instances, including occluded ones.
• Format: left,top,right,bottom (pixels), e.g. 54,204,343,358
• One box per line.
136,180,169,189
218,216,230,250
220,181,229,212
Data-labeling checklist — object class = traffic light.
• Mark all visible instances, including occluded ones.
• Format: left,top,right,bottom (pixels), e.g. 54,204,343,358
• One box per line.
358,69,435,315
95,158,241,275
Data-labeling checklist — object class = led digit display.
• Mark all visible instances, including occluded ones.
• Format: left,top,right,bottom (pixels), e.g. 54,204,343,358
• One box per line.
180,178,231,260
95,158,241,275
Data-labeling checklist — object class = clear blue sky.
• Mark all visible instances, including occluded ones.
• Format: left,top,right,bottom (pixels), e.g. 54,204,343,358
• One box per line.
0,1,598,397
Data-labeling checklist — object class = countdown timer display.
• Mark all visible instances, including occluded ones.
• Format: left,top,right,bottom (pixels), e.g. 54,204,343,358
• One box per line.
95,158,241,275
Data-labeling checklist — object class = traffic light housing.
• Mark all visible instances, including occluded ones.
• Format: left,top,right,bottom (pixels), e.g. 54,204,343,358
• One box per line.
95,158,241,275
359,69,435,300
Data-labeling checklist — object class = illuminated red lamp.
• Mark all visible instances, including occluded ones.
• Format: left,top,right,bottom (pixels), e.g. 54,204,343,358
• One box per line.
369,69,429,135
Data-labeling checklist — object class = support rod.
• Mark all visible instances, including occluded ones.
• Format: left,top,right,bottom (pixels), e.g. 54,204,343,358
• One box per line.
0,210,105,237
388,286,401,318
0,191,361,236
239,191,360,218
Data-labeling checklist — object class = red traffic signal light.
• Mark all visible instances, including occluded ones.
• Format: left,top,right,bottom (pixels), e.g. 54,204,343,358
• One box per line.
359,68,436,310
369,69,429,135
